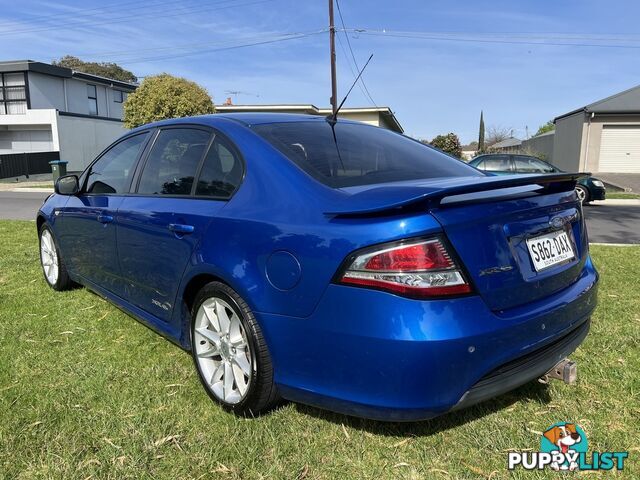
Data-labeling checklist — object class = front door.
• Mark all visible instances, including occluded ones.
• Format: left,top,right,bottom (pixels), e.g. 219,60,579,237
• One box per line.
58,132,150,296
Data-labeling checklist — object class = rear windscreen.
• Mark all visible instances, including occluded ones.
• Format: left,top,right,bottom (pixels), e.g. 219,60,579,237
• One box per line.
253,121,482,188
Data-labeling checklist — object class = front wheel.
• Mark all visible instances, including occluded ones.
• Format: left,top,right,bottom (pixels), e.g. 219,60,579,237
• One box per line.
39,224,74,291
190,282,279,416
576,185,590,205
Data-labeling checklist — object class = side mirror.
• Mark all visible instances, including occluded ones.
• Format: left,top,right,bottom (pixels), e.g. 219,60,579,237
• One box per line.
55,175,79,195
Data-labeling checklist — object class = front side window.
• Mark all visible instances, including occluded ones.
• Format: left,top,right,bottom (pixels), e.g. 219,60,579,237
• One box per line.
87,84,98,116
195,136,243,198
86,133,149,194
0,73,27,115
137,128,210,195
253,121,482,188
482,156,511,172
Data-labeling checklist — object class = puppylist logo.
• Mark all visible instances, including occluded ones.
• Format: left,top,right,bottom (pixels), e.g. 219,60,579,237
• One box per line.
508,422,628,472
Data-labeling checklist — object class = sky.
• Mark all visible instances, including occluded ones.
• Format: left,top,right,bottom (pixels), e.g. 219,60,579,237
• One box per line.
3,0,640,143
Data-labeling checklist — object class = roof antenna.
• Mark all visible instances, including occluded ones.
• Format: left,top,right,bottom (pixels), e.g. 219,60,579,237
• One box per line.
327,54,373,125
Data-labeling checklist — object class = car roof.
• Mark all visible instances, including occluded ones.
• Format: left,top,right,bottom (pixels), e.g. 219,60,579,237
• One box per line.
128,112,364,134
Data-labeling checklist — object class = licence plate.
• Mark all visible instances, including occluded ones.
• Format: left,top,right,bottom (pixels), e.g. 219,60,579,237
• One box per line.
526,230,575,271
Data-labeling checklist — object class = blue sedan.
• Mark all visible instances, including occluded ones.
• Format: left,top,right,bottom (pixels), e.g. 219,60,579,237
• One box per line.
37,114,598,421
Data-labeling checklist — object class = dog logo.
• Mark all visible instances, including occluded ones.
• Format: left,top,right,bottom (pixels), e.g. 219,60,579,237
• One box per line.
541,423,587,471
508,421,628,471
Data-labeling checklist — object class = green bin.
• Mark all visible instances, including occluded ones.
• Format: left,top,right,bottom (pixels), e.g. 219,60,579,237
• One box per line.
49,160,68,182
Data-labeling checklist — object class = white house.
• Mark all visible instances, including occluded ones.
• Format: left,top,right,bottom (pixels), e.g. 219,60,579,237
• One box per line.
0,60,137,176
215,103,404,133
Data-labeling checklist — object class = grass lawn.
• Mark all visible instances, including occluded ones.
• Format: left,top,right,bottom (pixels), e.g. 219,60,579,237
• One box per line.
16,183,53,189
606,192,640,200
1,220,638,479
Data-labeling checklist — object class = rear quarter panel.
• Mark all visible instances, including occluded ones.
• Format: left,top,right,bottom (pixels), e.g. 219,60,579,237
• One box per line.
188,212,443,319
177,120,445,318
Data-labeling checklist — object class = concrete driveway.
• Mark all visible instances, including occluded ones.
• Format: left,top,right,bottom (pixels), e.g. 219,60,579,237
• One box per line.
0,191,638,244
596,173,640,192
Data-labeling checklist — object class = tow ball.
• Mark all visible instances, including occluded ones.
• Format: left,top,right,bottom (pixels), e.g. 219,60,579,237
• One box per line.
539,358,577,385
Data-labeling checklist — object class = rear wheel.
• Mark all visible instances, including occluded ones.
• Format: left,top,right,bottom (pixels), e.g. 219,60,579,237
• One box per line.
39,224,74,291
575,185,590,205
190,282,279,416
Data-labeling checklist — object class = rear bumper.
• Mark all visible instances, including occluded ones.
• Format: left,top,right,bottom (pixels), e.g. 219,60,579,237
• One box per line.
452,318,589,411
258,256,598,421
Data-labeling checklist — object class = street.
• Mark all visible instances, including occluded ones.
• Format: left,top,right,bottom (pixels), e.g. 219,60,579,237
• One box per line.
0,191,638,244
583,203,640,244
0,191,50,222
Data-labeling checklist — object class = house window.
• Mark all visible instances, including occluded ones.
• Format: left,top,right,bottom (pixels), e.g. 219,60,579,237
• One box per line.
87,84,98,115
0,72,28,115
113,90,124,103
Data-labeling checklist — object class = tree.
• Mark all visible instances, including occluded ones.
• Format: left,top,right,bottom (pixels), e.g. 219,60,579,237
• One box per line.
52,55,137,83
478,110,485,153
535,120,555,136
428,133,462,158
486,126,513,146
123,74,215,129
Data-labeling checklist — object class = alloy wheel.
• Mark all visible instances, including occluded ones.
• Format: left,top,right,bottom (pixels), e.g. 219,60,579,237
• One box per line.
193,296,253,404
575,186,588,204
40,229,59,285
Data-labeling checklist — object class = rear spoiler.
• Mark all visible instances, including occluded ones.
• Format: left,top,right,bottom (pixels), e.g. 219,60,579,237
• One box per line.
324,173,585,216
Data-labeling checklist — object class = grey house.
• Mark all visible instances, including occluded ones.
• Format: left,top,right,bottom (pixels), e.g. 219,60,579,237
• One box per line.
553,85,640,173
0,60,137,173
488,137,522,153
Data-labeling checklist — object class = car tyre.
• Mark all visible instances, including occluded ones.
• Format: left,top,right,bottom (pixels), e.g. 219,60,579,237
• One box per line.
575,185,590,205
190,281,279,416
39,224,74,291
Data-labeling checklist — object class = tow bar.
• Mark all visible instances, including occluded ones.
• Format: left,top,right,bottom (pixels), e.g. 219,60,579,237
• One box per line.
539,358,577,385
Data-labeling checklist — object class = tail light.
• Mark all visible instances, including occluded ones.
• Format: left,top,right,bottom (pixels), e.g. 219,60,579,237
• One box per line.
335,237,472,299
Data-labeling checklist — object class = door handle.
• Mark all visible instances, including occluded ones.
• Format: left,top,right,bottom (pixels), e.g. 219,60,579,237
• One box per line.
168,223,194,234
97,214,114,224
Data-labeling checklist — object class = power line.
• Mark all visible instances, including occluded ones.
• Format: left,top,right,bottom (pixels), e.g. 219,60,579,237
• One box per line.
410,32,640,42
112,30,326,65
342,28,640,50
352,30,640,42
0,0,197,28
0,0,275,37
335,32,370,104
334,0,377,107
0,0,265,36
71,30,314,59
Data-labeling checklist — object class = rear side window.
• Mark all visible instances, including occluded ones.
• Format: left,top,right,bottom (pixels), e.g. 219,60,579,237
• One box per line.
513,156,554,173
482,156,511,172
195,136,243,198
137,128,210,195
253,121,482,188
86,133,148,194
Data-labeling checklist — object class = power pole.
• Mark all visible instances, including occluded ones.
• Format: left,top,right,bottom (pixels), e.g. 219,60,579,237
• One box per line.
328,0,338,115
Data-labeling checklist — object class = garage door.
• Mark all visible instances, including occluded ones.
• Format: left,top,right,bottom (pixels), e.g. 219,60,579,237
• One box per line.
599,125,640,173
